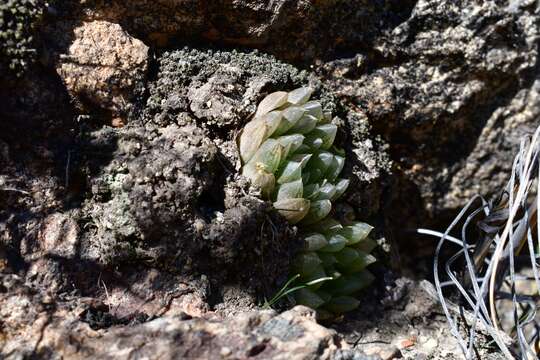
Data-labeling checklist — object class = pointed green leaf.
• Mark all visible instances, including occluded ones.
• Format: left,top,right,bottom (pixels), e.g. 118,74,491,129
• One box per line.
238,118,268,164
292,252,322,277
263,110,283,137
241,163,276,199
301,265,327,290
340,222,373,245
319,234,347,252
316,290,332,303
288,87,313,105
318,252,337,267
331,179,349,201
274,106,305,135
255,91,288,118
309,151,334,176
289,114,318,134
304,135,324,149
289,154,312,169
335,247,360,268
300,199,331,225
277,134,304,159
345,251,376,273
303,101,323,119
276,160,302,184
325,155,345,181
307,124,337,150
324,271,374,296
275,179,303,201
316,181,336,200
248,139,283,173
303,232,328,251
294,288,325,309
304,183,320,200
306,218,343,234
273,198,310,224
354,238,377,253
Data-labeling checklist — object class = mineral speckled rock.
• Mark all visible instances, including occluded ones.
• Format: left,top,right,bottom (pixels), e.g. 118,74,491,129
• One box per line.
62,0,416,63
55,20,149,121
0,279,366,360
316,0,540,262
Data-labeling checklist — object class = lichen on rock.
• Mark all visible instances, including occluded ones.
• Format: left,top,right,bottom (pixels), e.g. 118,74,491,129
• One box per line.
0,0,48,77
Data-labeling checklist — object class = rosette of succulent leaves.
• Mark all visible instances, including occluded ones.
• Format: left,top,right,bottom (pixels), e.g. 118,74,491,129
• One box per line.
238,87,376,316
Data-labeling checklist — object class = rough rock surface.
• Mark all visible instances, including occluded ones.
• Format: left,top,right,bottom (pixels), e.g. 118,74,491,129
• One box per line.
0,275,365,360
2,0,540,359
69,0,416,63
55,20,149,122
314,0,540,267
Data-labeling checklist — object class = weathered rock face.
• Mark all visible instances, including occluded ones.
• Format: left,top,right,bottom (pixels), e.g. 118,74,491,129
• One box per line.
2,0,540,359
0,274,367,360
71,0,416,63
319,0,540,218
55,20,149,122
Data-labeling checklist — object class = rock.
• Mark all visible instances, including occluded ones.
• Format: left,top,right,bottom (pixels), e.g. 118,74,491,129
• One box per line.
39,212,79,258
55,20,148,121
66,0,416,63
316,0,540,266
365,345,402,360
0,284,365,360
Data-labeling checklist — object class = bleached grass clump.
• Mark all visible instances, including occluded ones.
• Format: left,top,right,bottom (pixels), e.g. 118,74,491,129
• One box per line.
238,87,376,315
426,125,540,359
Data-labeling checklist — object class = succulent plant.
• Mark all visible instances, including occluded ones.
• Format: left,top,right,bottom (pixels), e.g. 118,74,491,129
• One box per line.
238,87,376,315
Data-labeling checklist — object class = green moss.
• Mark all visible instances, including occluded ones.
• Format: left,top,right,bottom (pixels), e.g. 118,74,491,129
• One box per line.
0,0,47,77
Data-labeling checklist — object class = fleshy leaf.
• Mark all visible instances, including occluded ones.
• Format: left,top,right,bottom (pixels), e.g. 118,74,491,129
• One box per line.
263,111,283,137
255,91,288,118
318,252,337,266
248,139,283,173
316,290,332,303
334,247,360,268
300,199,332,225
301,265,327,290
304,136,324,149
294,288,325,309
354,238,377,253
289,114,318,134
289,153,312,169
326,155,345,181
293,252,322,277
324,271,374,296
273,198,310,224
304,232,328,251
303,183,321,200
319,234,348,252
345,252,376,273
241,162,276,198
275,179,303,201
288,87,313,105
307,124,337,150
340,222,373,245
276,160,302,184
238,118,268,164
274,106,305,135
316,181,336,200
307,218,343,234
331,179,349,201
303,101,323,119
277,134,305,159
